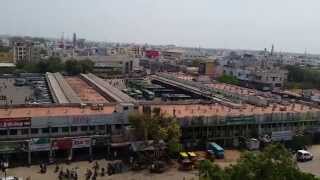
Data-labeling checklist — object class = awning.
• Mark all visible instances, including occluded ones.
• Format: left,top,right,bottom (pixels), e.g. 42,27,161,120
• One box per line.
180,152,188,158
188,152,197,157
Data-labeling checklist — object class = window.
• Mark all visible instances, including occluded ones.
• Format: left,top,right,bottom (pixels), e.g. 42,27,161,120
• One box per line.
81,126,88,131
21,129,29,135
9,129,17,135
89,126,95,131
71,126,78,132
115,124,122,129
51,127,58,133
0,130,7,135
31,128,38,134
98,125,105,130
62,127,69,132
123,106,129,110
42,128,49,134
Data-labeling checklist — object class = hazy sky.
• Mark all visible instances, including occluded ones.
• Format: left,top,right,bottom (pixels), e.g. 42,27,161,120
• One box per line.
1,0,319,53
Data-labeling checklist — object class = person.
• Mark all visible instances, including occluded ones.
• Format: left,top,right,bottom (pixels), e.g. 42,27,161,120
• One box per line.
58,170,64,180
93,161,99,170
55,164,59,173
86,168,92,180
101,167,105,176
113,151,117,160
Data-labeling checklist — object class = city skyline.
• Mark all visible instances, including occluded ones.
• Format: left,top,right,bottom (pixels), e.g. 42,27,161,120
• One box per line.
1,0,320,54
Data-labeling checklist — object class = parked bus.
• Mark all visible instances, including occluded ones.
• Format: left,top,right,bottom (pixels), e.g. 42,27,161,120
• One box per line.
142,89,155,100
207,142,224,159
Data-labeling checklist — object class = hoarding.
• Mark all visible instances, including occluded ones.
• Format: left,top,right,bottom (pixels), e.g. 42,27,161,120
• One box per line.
0,117,31,128
72,138,91,148
271,130,293,141
30,138,50,152
52,138,72,150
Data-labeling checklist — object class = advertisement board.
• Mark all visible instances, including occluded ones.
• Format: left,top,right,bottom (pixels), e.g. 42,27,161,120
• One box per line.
271,130,293,141
30,138,50,152
72,138,91,149
52,138,72,150
0,117,31,128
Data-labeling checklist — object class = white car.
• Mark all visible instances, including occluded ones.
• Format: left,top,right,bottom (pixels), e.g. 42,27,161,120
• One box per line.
297,150,313,162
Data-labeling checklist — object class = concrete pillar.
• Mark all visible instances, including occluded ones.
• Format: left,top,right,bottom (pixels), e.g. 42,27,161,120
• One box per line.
70,148,73,160
28,141,31,165
89,143,92,157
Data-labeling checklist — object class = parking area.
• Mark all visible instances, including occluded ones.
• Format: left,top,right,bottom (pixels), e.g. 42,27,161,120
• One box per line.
0,78,33,105
298,145,320,177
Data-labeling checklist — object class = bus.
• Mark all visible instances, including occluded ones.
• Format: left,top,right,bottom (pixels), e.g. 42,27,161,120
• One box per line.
142,89,155,100
207,142,224,159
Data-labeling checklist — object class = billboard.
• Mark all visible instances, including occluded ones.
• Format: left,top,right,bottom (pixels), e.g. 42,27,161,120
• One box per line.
52,138,72,150
30,138,50,152
271,130,293,141
72,138,91,149
0,117,31,128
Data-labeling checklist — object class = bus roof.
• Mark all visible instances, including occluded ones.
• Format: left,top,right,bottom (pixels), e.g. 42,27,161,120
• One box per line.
209,142,224,151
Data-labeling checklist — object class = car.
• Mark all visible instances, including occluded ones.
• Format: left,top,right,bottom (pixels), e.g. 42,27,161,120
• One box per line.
297,150,313,162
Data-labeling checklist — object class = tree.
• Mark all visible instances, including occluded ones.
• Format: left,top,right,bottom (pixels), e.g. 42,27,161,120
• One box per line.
198,144,318,180
228,144,317,180
65,59,82,75
218,74,240,85
47,57,63,72
199,160,225,180
80,59,94,73
128,110,182,156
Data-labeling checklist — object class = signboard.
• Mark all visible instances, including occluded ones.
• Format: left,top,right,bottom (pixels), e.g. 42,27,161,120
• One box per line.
52,139,72,150
271,131,293,141
30,138,50,152
72,138,91,149
0,117,31,128
0,141,27,153
92,137,109,147
226,116,255,125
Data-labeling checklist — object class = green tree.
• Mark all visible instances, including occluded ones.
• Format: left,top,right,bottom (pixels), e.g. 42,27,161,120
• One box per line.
199,160,225,180
65,59,82,75
80,59,94,73
218,74,240,85
198,144,318,180
227,144,317,180
46,57,64,72
128,110,182,156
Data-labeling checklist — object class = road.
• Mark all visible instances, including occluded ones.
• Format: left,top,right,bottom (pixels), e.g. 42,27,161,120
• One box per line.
298,145,320,177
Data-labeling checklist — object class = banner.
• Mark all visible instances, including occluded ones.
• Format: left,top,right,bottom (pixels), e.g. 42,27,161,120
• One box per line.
0,117,31,128
30,138,50,152
52,138,72,150
72,138,91,149
92,137,109,147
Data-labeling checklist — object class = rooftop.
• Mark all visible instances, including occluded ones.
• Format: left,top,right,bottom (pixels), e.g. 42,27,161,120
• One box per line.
0,105,116,119
65,76,108,103
147,103,320,118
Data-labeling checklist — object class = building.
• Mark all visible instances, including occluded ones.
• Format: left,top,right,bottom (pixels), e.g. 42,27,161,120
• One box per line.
198,60,218,77
71,56,135,77
161,49,184,61
13,42,32,64
13,41,42,64
0,52,13,63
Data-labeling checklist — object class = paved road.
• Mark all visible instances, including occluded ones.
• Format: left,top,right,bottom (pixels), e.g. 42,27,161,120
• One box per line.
298,145,320,177
3,160,198,180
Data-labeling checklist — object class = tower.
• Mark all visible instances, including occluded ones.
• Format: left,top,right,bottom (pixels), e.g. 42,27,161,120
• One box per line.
73,33,77,48
271,44,274,55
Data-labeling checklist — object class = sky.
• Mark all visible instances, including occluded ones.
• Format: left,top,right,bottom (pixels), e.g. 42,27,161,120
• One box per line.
0,0,319,54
